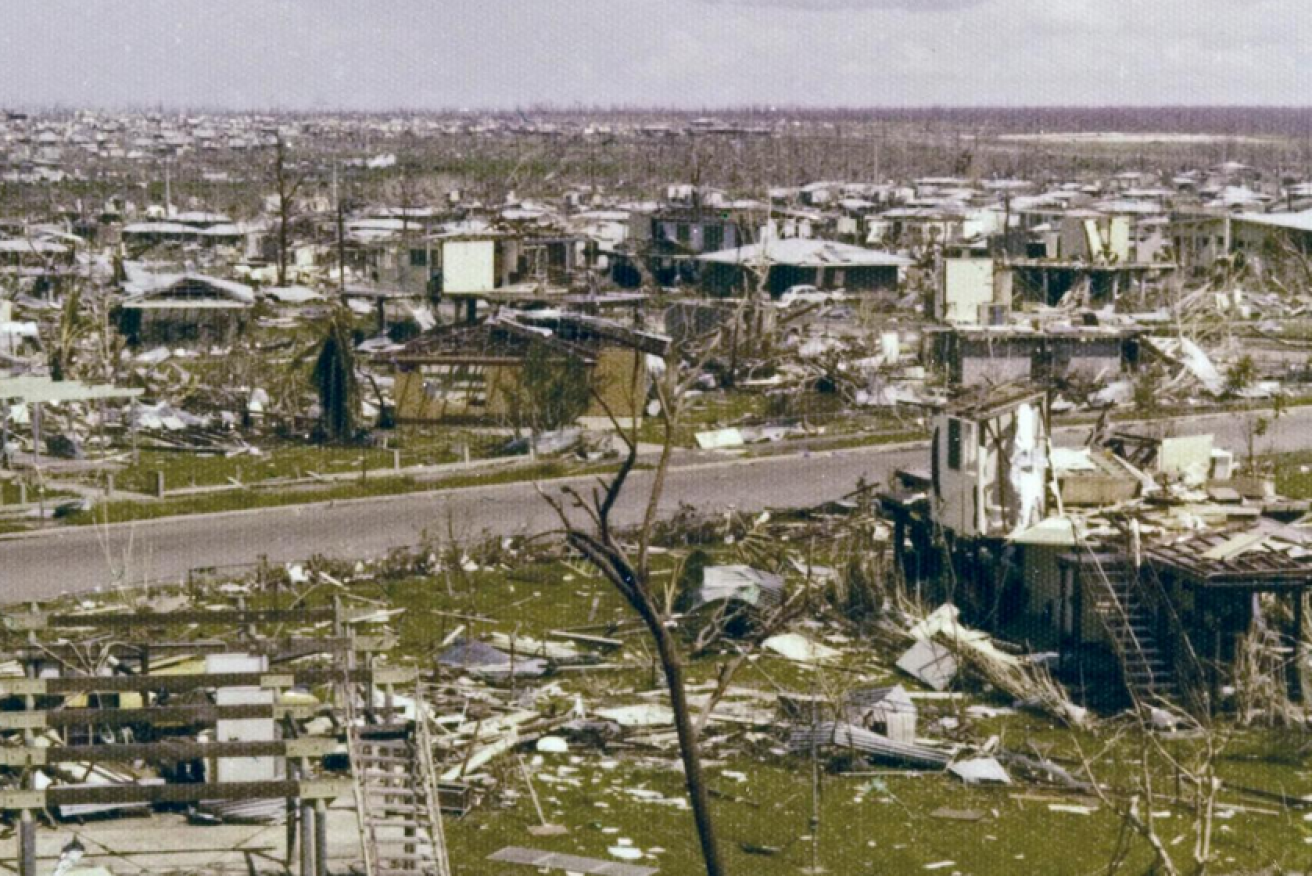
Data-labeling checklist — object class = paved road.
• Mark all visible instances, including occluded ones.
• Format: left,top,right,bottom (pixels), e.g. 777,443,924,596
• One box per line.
0,407,1306,600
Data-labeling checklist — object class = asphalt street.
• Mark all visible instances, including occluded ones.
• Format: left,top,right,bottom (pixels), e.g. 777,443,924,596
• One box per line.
0,407,1305,601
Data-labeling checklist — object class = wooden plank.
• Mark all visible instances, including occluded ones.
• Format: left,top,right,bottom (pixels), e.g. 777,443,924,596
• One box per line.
488,846,658,876
0,666,414,696
1201,530,1268,562
0,779,352,809
0,702,324,730
0,737,339,767
547,631,624,649
3,608,372,631
1,636,393,661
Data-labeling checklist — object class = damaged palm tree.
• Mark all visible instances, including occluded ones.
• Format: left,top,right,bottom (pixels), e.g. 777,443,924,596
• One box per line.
538,314,754,876
47,283,91,382
312,308,361,443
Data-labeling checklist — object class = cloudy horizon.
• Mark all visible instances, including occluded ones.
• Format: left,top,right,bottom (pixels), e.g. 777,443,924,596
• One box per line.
1,0,1308,111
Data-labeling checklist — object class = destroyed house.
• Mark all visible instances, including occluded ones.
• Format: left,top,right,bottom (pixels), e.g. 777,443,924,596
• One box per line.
116,274,254,347
928,388,1050,541
617,206,751,287
1005,258,1172,307
886,408,1310,709
925,323,1139,389
387,315,666,427
0,237,74,269
370,231,586,298
1056,522,1312,708
120,220,248,254
646,208,745,255
695,238,912,297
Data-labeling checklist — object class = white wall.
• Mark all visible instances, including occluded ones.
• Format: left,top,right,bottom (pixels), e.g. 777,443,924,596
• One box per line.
938,258,995,323
443,239,497,292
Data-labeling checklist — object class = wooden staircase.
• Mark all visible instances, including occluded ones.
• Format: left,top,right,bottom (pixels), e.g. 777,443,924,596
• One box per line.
1087,557,1177,705
344,687,451,876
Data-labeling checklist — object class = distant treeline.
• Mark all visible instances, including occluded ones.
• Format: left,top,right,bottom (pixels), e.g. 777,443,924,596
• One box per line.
12,105,1312,138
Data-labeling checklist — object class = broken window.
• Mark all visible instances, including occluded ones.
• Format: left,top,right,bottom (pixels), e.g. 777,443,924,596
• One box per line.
421,364,488,408
409,248,428,267
703,224,724,252
676,223,691,245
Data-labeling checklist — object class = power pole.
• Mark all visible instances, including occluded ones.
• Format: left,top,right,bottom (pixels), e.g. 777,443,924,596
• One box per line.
334,162,346,296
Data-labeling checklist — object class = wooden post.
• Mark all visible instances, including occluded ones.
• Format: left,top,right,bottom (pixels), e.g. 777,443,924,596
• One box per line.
19,811,35,876
315,799,328,876
154,470,166,498
286,787,299,867
1,397,10,470
20,632,36,876
300,799,315,876
1293,590,1306,703
300,757,315,876
31,402,40,467
392,449,401,471
105,473,114,498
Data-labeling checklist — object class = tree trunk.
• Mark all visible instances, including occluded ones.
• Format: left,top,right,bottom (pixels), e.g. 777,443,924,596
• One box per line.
651,622,724,876
277,207,290,287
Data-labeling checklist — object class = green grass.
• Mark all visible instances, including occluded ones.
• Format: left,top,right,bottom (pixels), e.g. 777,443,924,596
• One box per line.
111,429,506,495
1272,450,1312,500
11,538,1312,874
371,562,1312,875
57,460,602,527
0,480,77,506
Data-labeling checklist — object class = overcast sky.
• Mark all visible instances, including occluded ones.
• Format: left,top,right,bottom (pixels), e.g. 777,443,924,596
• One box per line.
1,0,1307,110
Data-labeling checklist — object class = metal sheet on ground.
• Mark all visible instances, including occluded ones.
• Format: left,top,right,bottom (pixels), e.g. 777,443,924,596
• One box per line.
488,845,659,875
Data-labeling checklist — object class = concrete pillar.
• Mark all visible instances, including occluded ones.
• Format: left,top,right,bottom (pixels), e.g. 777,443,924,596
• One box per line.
393,449,401,471
105,473,114,498
154,470,166,498
464,298,476,324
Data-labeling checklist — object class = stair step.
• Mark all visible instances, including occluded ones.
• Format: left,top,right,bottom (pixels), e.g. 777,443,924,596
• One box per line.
356,750,411,760
375,852,436,865
367,803,433,816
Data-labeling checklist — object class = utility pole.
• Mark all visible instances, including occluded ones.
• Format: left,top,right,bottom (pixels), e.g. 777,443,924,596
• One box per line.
334,162,346,296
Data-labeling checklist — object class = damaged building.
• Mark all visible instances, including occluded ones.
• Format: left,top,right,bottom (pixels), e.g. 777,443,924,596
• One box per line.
386,313,667,428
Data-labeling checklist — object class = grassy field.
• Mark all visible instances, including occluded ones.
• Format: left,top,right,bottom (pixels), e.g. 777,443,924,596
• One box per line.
110,428,508,495
59,460,585,527
357,558,1312,874
8,527,1312,874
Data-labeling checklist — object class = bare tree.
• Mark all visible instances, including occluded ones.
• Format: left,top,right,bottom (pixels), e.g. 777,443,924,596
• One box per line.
270,135,307,288
1073,706,1227,876
538,319,751,876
